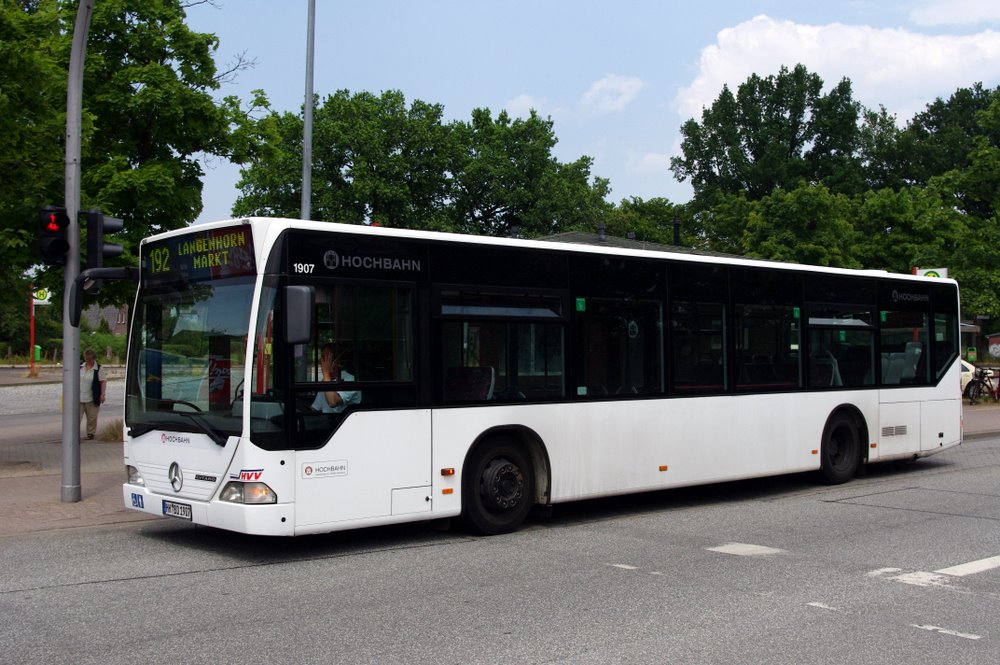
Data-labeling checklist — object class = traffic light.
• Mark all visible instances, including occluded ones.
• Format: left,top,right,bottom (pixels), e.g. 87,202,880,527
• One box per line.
82,209,124,270
38,206,71,265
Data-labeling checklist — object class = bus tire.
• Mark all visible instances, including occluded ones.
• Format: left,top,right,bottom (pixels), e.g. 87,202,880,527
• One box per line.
819,411,861,485
461,437,535,535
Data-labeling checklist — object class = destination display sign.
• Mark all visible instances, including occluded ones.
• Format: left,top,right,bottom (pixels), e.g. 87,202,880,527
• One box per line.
143,225,256,284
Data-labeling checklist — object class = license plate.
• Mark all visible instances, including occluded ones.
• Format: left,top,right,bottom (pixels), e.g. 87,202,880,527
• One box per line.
162,500,192,520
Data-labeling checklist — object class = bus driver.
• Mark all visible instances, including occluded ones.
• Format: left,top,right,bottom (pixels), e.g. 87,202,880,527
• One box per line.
311,343,362,413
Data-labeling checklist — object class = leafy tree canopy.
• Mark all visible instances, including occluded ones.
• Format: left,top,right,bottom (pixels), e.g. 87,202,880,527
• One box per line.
0,0,264,353
233,91,611,239
670,64,864,204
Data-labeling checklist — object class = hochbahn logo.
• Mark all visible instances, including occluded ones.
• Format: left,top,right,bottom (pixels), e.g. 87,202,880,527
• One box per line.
323,250,421,273
892,289,930,303
301,460,348,479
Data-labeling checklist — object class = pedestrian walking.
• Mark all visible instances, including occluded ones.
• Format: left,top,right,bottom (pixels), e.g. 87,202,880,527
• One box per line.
80,348,106,440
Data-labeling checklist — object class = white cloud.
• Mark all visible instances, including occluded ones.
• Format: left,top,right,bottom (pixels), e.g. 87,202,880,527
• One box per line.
504,94,545,119
581,74,645,114
910,0,1000,26
628,152,671,175
676,15,1000,123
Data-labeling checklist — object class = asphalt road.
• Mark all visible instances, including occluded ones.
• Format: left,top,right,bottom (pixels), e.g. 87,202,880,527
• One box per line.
1,434,999,664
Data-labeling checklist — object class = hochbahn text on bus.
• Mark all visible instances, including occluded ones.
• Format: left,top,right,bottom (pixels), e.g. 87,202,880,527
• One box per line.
122,217,962,536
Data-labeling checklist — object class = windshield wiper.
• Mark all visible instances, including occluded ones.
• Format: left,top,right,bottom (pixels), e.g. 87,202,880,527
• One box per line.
127,421,163,438
176,412,228,447
126,418,227,446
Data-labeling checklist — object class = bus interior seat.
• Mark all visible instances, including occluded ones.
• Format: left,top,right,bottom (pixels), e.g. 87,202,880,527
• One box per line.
902,342,924,382
741,355,777,384
810,351,842,387
444,366,495,402
883,352,908,384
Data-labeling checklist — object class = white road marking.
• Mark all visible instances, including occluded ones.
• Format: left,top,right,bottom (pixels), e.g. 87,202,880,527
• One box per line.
867,568,953,587
807,602,841,612
609,564,638,570
891,571,952,587
911,624,982,640
935,555,1000,577
866,567,902,577
706,543,785,556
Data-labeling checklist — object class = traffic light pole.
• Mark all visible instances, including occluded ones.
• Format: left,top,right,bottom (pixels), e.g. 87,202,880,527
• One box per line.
61,0,94,503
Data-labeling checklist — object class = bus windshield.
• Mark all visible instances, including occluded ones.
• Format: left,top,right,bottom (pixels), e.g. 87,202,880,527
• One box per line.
125,275,255,445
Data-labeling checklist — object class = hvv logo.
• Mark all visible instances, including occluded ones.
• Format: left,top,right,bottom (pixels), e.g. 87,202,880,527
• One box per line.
230,468,263,481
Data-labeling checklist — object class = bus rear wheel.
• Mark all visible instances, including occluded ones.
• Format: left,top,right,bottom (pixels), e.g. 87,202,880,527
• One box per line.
819,411,861,484
461,437,534,535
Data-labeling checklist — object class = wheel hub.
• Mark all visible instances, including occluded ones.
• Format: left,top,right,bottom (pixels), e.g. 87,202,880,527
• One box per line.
480,458,524,512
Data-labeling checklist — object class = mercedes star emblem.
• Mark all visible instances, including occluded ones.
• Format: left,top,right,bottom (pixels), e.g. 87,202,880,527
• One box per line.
168,462,183,492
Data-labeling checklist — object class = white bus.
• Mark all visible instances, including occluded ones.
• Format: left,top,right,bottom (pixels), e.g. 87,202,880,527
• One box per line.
122,217,962,535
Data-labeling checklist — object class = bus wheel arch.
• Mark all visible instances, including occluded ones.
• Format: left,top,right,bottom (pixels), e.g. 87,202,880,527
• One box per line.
819,405,868,485
460,426,550,535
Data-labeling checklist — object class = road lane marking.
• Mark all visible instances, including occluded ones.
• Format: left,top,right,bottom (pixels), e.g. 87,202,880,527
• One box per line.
867,568,952,587
609,564,638,570
911,625,982,640
935,555,1000,577
706,543,785,556
866,567,901,577
807,602,842,612
892,571,952,587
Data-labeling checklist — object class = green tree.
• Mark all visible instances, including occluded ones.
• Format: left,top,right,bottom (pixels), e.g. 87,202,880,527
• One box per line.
235,97,611,239
854,186,963,273
600,197,686,247
907,88,1000,319
0,1,66,353
686,191,753,254
235,90,454,230
857,105,905,191
450,108,610,238
0,0,264,353
897,83,998,189
82,0,269,245
741,183,859,267
0,0,64,264
670,64,862,205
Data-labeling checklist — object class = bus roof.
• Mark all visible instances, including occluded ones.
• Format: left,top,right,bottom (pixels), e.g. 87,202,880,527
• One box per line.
164,217,953,287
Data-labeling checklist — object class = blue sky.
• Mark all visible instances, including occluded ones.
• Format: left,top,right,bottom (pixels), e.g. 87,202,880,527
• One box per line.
186,0,1000,224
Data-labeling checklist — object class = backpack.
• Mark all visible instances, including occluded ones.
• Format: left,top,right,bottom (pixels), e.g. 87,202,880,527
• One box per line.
91,363,102,403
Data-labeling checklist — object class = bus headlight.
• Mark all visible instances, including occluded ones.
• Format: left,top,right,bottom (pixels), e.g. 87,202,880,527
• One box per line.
126,465,145,487
219,481,277,504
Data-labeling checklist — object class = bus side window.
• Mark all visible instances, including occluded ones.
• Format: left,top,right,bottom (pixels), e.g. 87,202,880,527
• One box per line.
576,299,663,397
880,310,929,386
671,301,726,393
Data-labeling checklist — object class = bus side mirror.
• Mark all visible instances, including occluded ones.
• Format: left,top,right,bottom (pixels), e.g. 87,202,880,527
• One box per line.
285,285,314,345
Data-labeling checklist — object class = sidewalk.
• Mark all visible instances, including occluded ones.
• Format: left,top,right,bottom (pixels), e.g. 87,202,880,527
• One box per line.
1,365,156,537
3,374,1000,537
0,364,123,387
0,436,160,537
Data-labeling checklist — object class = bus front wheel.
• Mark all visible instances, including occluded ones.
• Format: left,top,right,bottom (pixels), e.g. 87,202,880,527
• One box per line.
461,437,535,535
819,411,862,484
